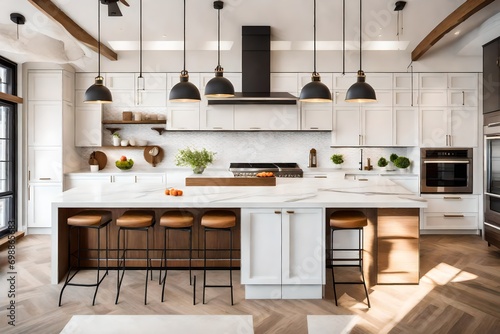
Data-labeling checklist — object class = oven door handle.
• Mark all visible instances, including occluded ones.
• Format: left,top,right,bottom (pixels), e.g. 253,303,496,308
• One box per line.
423,160,470,164
487,121,500,128
485,192,500,199
485,136,500,140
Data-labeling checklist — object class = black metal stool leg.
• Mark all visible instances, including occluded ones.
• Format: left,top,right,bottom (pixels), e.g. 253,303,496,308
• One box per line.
115,227,125,304
229,228,234,306
144,227,150,305
189,227,193,286
161,227,168,302
203,227,207,304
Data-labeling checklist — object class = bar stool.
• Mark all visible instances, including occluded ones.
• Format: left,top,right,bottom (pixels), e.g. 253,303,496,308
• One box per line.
159,210,194,302
58,210,112,306
115,210,155,305
328,210,371,308
201,210,236,305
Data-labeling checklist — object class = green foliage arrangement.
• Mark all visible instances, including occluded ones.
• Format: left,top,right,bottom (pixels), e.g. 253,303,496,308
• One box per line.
394,156,411,169
113,132,120,138
330,154,344,165
377,157,388,167
390,153,398,163
175,147,216,171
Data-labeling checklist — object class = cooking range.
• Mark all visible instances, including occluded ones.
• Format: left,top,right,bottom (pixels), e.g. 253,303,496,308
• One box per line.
229,163,303,178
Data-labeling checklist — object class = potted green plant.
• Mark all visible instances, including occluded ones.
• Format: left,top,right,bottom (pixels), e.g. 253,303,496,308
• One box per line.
377,157,388,170
330,154,344,168
394,156,411,172
175,147,216,174
112,133,121,146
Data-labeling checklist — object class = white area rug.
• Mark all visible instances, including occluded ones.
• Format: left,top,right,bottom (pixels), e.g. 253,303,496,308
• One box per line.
307,315,358,334
60,315,254,334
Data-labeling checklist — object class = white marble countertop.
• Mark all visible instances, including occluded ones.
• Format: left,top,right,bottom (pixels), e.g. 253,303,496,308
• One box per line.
52,177,426,209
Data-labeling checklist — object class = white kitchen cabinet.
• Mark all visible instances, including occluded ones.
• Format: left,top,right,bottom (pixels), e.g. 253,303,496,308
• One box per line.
136,73,167,107
271,73,298,94
419,73,448,90
135,174,165,184
448,73,478,90
167,106,200,130
75,72,99,90
27,101,62,146
28,70,72,101
74,106,102,147
28,147,62,182
28,183,62,228
448,90,478,107
333,73,358,90
393,73,418,90
393,91,418,107
420,107,478,147
105,72,135,90
64,175,111,189
108,90,135,107
300,103,333,130
363,73,393,90
370,90,393,106
200,105,234,130
394,108,419,146
241,208,324,299
418,90,448,106
64,173,165,189
234,105,299,130
421,194,479,231
332,107,393,146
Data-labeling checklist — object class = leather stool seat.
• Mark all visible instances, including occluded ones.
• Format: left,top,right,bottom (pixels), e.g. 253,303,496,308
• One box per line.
116,210,154,228
68,210,112,227
160,211,194,228
201,211,236,229
330,210,367,229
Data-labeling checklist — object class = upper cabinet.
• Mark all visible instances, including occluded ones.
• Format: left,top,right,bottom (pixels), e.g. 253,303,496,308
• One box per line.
74,73,102,147
28,70,74,103
234,105,299,131
483,37,500,114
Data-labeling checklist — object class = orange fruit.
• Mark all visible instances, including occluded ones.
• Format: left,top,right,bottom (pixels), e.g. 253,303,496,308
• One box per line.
177,190,183,196
170,190,178,196
165,189,170,195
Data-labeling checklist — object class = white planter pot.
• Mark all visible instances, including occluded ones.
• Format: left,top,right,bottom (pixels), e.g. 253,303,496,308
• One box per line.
112,137,120,146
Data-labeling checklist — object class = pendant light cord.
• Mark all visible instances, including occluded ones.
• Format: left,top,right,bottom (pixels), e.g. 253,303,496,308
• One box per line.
183,0,186,73
342,0,345,75
97,0,101,76
359,0,362,71
139,0,143,77
313,0,317,75
217,6,221,68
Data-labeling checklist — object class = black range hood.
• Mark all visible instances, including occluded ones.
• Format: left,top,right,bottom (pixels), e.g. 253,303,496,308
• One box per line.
208,26,297,105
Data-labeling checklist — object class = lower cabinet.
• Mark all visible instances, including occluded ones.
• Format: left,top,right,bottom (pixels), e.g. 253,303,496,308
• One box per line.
28,183,62,230
241,208,324,299
64,173,165,189
421,194,479,230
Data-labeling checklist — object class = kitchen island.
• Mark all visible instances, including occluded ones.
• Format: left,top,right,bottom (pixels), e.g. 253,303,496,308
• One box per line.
51,176,426,299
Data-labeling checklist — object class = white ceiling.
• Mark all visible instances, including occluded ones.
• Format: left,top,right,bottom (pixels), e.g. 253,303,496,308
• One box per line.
0,0,499,66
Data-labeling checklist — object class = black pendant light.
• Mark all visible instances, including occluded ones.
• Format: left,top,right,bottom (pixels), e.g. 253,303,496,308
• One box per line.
84,0,112,104
345,0,376,103
169,0,201,102
299,0,332,103
205,1,234,97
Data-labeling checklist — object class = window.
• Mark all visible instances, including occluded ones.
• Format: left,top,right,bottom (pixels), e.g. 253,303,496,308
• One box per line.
0,56,17,238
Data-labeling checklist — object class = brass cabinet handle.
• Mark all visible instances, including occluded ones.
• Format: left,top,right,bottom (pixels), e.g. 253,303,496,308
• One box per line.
443,196,462,200
286,210,295,214
212,127,223,129
274,210,281,214
39,177,51,180
250,127,261,130
444,214,465,218
310,127,319,130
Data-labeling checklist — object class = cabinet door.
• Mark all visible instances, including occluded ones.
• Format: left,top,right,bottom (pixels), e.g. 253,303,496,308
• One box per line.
112,174,137,183
75,106,102,147
105,73,135,90
234,105,299,130
28,184,62,228
418,90,447,106
448,73,478,89
420,108,447,147
271,73,298,94
363,107,393,146
393,73,418,90
282,209,323,285
394,108,418,146
28,101,62,146
28,71,63,101
332,107,361,146
419,73,447,90
448,90,478,107
75,72,99,90
449,108,478,147
137,90,167,107
139,73,167,90
393,91,418,107
241,209,282,285
483,39,500,113
135,174,165,183
62,71,74,103
109,90,135,106
300,103,333,130
167,106,200,130
65,175,111,189
28,147,62,182
200,105,234,130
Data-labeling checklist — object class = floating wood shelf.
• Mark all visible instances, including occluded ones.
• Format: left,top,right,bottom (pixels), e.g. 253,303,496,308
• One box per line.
101,145,149,148
102,120,167,124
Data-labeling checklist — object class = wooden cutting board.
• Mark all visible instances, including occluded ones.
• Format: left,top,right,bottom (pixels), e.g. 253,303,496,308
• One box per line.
185,177,276,186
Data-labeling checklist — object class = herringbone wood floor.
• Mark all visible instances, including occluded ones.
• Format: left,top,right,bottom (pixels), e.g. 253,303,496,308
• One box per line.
1,234,499,333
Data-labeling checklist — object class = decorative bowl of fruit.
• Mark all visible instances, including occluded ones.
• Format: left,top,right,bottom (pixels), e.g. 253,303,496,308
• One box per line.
115,156,134,171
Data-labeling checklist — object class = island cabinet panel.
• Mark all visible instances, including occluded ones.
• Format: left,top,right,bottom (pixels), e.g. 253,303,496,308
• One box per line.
377,208,420,284
241,208,324,299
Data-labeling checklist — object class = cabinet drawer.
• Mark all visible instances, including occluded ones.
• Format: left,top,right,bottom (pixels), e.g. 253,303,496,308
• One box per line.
423,213,478,230
425,196,478,213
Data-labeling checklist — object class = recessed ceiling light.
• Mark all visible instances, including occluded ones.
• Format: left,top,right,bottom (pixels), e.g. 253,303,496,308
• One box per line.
454,31,460,35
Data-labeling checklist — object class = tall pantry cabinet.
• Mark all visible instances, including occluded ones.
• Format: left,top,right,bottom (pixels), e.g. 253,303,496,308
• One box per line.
483,37,500,114
26,69,76,233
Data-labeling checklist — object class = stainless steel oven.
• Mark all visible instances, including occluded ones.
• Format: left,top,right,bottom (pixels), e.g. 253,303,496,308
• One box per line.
420,148,473,194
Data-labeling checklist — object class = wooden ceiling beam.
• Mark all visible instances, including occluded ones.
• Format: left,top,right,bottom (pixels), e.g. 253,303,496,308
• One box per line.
28,0,118,61
411,0,495,61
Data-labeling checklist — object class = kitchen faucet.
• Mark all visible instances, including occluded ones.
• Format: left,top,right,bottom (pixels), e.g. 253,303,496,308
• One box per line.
359,149,363,170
